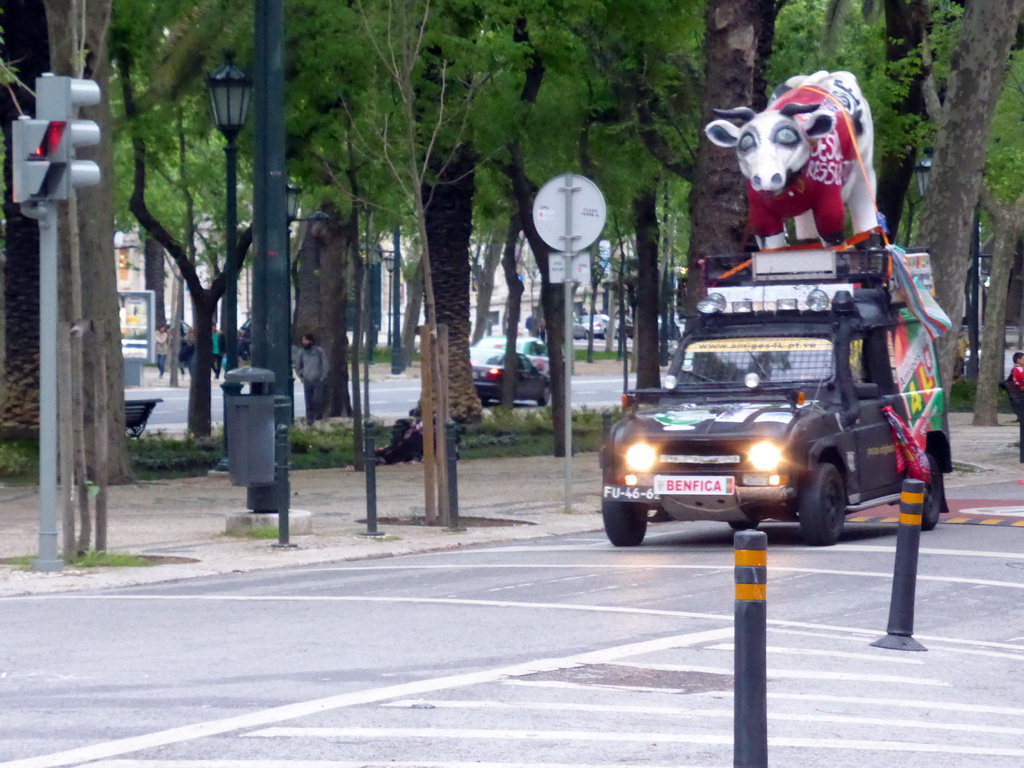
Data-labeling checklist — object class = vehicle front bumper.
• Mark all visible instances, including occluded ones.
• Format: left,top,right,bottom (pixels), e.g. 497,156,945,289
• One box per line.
602,483,796,522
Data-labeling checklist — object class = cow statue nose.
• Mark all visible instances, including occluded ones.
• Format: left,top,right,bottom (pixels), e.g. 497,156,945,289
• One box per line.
753,175,762,188
771,173,783,186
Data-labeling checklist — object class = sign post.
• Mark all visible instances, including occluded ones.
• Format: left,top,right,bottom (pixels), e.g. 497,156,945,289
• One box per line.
532,173,606,513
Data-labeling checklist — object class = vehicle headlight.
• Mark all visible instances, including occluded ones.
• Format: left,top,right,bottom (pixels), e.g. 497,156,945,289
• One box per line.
748,441,782,471
625,443,657,472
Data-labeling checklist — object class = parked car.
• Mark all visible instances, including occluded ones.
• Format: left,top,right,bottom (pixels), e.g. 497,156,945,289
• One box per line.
472,335,549,374
574,314,610,340
471,349,551,406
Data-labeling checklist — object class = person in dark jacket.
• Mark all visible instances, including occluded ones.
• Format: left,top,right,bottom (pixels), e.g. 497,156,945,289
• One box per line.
296,333,329,424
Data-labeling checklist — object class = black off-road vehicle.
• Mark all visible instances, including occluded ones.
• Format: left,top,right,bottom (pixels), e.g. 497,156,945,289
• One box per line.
601,248,950,546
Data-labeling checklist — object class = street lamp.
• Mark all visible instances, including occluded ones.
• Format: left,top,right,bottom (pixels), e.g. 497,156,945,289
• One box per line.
286,181,302,223
208,52,252,375
378,225,405,376
914,148,933,198
208,52,251,474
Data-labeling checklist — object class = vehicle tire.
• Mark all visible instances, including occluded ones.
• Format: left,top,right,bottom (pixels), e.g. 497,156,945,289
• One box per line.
602,500,647,546
537,384,550,407
798,463,846,546
728,520,759,531
921,453,945,532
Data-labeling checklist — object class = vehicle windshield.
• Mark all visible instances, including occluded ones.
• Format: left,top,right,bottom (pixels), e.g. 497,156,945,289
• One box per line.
677,336,833,385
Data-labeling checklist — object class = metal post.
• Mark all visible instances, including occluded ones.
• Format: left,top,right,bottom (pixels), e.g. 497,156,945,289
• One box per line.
361,420,384,537
216,139,242,472
30,203,62,571
562,172,576,514
733,529,767,768
1019,420,1024,464
871,478,927,651
967,210,980,380
253,0,290,516
391,226,404,374
446,420,463,531
271,395,295,548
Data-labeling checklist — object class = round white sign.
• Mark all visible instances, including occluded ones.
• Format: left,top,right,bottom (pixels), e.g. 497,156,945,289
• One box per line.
532,173,607,253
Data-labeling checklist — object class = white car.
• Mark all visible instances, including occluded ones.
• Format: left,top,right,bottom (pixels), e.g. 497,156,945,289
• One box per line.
574,314,610,340
472,335,550,374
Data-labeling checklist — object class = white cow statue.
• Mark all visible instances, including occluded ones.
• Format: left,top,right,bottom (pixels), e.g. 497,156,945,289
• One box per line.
704,70,877,250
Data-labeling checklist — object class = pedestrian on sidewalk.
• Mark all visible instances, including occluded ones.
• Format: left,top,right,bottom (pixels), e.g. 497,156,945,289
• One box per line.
154,324,169,377
297,333,329,424
179,328,195,376
211,324,226,379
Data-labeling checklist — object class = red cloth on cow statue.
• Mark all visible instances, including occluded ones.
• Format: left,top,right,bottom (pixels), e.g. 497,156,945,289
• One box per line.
705,70,877,250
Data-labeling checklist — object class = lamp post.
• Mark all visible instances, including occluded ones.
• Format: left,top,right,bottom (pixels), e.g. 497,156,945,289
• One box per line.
284,182,301,422
208,52,252,375
208,53,251,474
390,226,404,374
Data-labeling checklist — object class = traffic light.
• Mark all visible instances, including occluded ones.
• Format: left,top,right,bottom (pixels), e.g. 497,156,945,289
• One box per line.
10,74,101,202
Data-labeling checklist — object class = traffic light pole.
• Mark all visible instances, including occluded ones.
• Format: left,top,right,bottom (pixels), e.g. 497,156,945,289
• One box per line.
23,202,62,571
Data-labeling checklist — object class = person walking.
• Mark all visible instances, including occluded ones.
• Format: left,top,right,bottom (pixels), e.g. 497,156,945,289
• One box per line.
211,324,226,379
154,324,169,378
179,328,195,376
296,333,329,424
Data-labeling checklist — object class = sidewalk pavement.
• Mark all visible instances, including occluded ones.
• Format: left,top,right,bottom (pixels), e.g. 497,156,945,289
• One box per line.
1,411,1022,597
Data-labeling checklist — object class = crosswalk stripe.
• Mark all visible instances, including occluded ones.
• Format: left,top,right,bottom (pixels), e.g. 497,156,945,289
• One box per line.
245,726,1024,758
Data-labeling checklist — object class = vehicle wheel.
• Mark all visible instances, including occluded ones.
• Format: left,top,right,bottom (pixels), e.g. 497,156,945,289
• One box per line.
537,384,550,407
921,454,945,532
602,500,647,547
798,463,846,546
728,520,759,531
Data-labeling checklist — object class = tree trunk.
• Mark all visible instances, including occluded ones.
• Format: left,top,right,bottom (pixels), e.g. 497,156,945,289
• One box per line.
144,238,167,326
500,213,524,407
974,188,1024,425
0,0,49,437
187,298,215,435
634,188,661,389
918,0,1024,391
423,144,482,423
472,231,503,344
685,0,758,312
322,213,355,418
401,256,424,356
874,0,930,240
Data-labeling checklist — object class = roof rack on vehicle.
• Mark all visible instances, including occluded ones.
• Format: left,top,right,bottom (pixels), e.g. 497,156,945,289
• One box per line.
702,248,891,289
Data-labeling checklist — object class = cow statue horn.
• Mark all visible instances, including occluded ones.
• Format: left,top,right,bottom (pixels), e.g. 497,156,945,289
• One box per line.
779,101,821,117
712,107,757,122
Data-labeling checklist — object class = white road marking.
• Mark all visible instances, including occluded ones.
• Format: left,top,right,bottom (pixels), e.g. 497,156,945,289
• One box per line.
503,680,698,694
767,692,1024,719
829,544,1024,560
245,726,1024,757
0,627,731,768
608,661,947,686
382,698,1024,736
19,594,1024,654
703,643,926,664
84,763,723,768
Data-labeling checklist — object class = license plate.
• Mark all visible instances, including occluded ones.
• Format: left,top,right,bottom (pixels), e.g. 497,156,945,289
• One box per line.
602,485,659,502
655,475,735,495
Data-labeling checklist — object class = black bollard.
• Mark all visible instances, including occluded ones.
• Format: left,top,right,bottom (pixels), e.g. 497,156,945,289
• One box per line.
271,395,296,549
1019,420,1023,464
361,419,384,538
446,420,464,531
872,478,927,651
734,529,768,768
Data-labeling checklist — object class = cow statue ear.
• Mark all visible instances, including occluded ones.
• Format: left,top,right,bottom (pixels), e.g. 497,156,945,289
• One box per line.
803,110,836,139
705,120,742,147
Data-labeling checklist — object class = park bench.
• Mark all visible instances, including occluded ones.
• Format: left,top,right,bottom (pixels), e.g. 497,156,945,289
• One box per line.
124,398,162,438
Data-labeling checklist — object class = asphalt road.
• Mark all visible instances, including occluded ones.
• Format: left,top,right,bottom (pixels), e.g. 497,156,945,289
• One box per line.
2,516,1023,767
134,372,638,431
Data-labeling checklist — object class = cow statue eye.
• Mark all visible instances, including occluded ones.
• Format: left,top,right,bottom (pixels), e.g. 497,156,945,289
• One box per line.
774,126,800,146
738,132,756,152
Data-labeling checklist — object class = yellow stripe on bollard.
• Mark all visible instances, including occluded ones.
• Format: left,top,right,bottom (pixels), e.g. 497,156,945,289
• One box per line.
899,512,922,526
901,491,924,505
736,583,766,601
735,550,767,567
